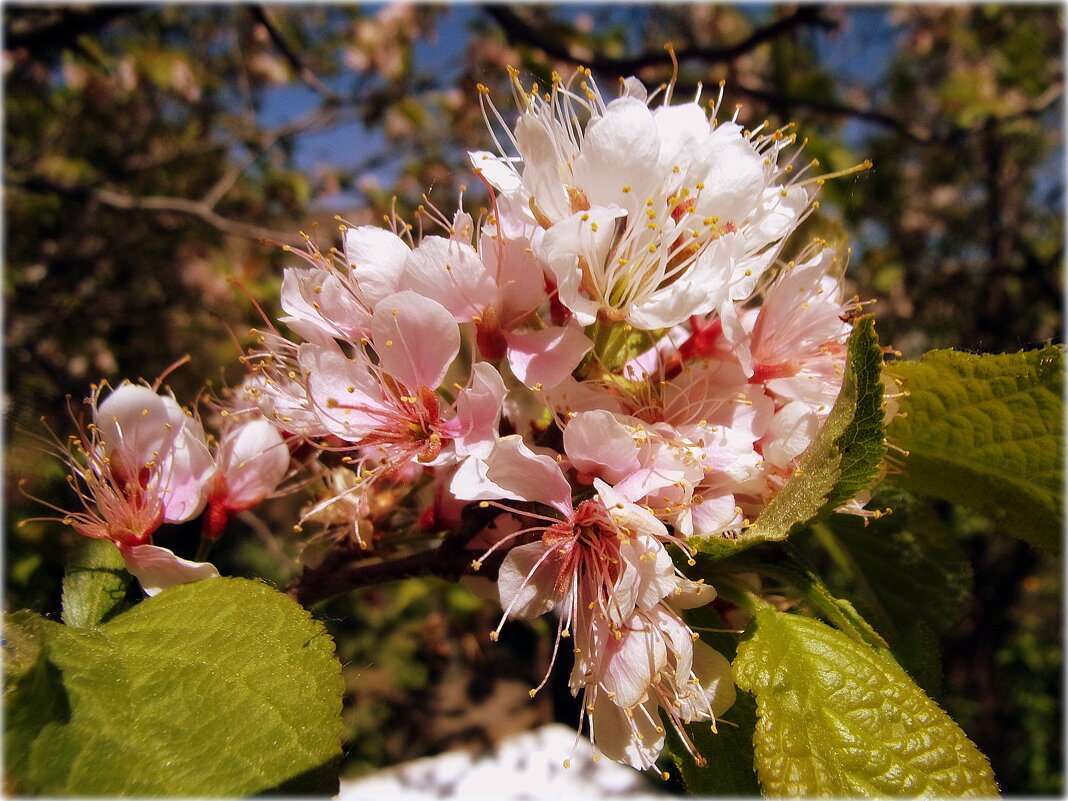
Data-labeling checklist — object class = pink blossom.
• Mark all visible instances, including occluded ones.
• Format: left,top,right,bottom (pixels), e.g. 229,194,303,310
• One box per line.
37,382,219,594
203,415,292,538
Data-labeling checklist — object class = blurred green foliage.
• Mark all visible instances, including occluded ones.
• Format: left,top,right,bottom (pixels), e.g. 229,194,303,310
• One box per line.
5,4,1061,793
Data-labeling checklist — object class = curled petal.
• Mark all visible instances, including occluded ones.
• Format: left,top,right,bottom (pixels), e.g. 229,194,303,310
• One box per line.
589,694,665,770
217,419,290,510
118,543,219,597
95,384,173,473
496,540,565,620
485,435,573,516
159,425,215,524
563,410,640,484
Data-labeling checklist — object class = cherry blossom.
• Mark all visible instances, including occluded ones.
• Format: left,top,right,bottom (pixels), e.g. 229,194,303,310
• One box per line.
33,382,219,595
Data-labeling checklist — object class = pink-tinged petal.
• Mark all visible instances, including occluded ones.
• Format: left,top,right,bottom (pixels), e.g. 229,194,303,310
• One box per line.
279,266,370,345
751,249,851,369
485,435,572,515
95,384,173,472
600,618,667,709
662,356,749,426
589,693,665,770
563,410,639,484
404,236,499,322
496,540,565,620
595,479,669,541
159,425,216,523
298,342,387,438
371,291,459,391
344,226,410,306
647,604,697,681
118,543,219,597
218,418,290,509
481,221,547,324
690,493,744,538
539,375,625,419
618,532,675,612
448,455,510,503
504,324,592,391
451,362,507,459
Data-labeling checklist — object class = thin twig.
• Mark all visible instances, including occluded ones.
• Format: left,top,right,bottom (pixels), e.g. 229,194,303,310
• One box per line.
249,5,342,104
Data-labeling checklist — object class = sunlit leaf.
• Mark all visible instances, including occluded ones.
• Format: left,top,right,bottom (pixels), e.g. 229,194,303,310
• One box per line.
8,578,344,797
886,345,1063,552
734,607,999,797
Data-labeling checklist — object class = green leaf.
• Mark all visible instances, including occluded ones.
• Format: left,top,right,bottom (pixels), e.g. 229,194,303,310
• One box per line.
886,345,1064,552
691,315,886,559
10,578,344,796
669,605,760,796
792,503,973,695
4,611,69,794
733,607,999,797
61,537,130,628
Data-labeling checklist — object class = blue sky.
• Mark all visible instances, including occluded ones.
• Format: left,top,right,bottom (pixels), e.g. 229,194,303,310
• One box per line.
253,6,906,211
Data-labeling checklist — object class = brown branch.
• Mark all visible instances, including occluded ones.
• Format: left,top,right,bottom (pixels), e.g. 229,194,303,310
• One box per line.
13,177,301,244
287,505,507,607
728,76,1064,146
483,5,839,74
485,5,1063,147
5,5,137,53
249,5,342,104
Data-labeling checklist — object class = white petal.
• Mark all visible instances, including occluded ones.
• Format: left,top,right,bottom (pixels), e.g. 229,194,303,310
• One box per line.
497,540,564,620
344,226,410,307
218,419,290,509
95,384,173,472
119,543,219,597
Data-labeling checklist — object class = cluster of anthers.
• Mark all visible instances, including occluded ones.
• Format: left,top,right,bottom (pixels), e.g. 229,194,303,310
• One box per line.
32,63,887,771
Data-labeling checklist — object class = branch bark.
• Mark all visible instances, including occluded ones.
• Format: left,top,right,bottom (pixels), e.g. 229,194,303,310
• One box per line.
483,5,839,74
287,505,507,607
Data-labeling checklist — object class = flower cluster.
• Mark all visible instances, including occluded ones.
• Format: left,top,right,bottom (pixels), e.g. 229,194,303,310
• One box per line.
26,378,291,595
36,67,873,770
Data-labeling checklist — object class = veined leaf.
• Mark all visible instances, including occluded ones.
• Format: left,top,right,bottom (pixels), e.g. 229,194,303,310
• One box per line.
61,537,130,629
733,607,998,797
4,611,69,791
692,314,886,559
886,345,1063,552
7,578,344,797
